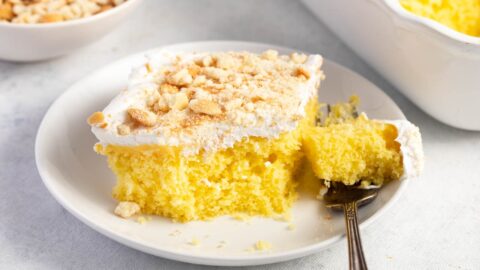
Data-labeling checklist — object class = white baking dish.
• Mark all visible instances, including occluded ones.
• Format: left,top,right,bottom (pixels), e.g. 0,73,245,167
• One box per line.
303,0,480,130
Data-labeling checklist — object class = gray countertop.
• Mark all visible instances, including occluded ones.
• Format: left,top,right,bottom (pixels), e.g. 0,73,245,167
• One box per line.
1,0,480,269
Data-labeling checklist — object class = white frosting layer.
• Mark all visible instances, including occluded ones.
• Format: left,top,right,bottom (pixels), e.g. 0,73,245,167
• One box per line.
91,51,324,155
387,120,424,180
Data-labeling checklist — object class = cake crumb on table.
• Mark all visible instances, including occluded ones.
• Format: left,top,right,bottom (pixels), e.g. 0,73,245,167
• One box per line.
287,223,296,231
114,201,140,219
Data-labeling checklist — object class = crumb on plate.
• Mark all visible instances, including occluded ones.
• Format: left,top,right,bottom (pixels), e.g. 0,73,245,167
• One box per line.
189,237,201,246
114,201,140,219
255,240,272,251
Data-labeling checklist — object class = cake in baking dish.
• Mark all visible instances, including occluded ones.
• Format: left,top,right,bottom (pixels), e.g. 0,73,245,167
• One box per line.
88,50,423,222
400,0,480,37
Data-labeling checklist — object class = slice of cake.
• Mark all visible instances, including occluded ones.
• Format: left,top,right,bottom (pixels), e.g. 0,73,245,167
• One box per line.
302,98,424,191
88,50,324,222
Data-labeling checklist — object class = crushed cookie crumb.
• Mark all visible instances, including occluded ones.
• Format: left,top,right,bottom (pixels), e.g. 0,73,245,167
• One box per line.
39,14,64,23
2,0,126,24
167,92,189,111
203,67,229,82
87,111,106,127
244,102,254,112
0,2,14,21
197,55,213,67
294,67,311,80
189,99,222,116
189,237,201,246
153,96,170,113
255,240,272,251
137,216,147,224
290,52,307,64
87,111,104,125
96,4,113,14
160,83,179,94
145,63,153,73
114,201,140,219
261,49,279,60
117,124,130,135
127,108,157,127
92,51,323,152
166,68,193,86
231,213,251,221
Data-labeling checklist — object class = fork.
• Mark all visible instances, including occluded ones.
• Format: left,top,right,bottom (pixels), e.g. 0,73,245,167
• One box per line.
323,183,379,270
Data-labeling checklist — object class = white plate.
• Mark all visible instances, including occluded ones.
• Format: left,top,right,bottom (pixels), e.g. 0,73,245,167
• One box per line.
35,41,408,266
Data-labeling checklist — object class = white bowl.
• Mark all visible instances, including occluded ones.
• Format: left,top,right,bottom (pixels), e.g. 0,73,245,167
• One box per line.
0,0,142,62
303,0,480,130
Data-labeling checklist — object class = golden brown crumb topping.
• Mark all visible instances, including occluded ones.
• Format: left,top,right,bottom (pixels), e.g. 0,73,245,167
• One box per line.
114,201,140,218
108,50,323,136
87,111,108,129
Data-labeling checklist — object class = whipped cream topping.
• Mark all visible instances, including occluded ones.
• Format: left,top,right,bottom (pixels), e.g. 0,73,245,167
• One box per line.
386,120,424,180
91,50,324,155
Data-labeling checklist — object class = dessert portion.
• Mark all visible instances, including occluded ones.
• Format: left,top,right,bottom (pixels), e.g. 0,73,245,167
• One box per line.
89,50,324,222
88,49,424,222
400,0,480,37
0,0,127,24
303,98,423,190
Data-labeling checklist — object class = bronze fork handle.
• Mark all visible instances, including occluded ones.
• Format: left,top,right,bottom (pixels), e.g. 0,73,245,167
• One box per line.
344,201,368,270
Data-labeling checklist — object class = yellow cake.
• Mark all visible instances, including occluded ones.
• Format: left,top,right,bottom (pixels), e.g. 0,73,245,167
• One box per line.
303,111,404,187
88,50,423,222
88,50,324,222
400,0,480,37
304,98,423,189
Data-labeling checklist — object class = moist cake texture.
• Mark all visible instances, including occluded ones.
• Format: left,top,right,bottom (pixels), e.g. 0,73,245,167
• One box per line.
302,98,423,189
304,113,404,187
88,50,424,222
89,50,324,222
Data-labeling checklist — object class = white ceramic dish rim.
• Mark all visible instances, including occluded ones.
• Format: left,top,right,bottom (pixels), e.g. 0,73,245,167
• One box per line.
0,0,141,29
35,41,410,266
381,0,480,46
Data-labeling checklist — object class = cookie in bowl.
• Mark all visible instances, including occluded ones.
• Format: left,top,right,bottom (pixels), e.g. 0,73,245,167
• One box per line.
0,0,142,61
0,0,127,24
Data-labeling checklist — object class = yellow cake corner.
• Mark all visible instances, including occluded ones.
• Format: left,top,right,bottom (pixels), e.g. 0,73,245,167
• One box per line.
96,98,318,222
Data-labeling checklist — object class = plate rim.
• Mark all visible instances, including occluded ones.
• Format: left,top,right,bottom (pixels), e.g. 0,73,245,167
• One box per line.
35,40,409,266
